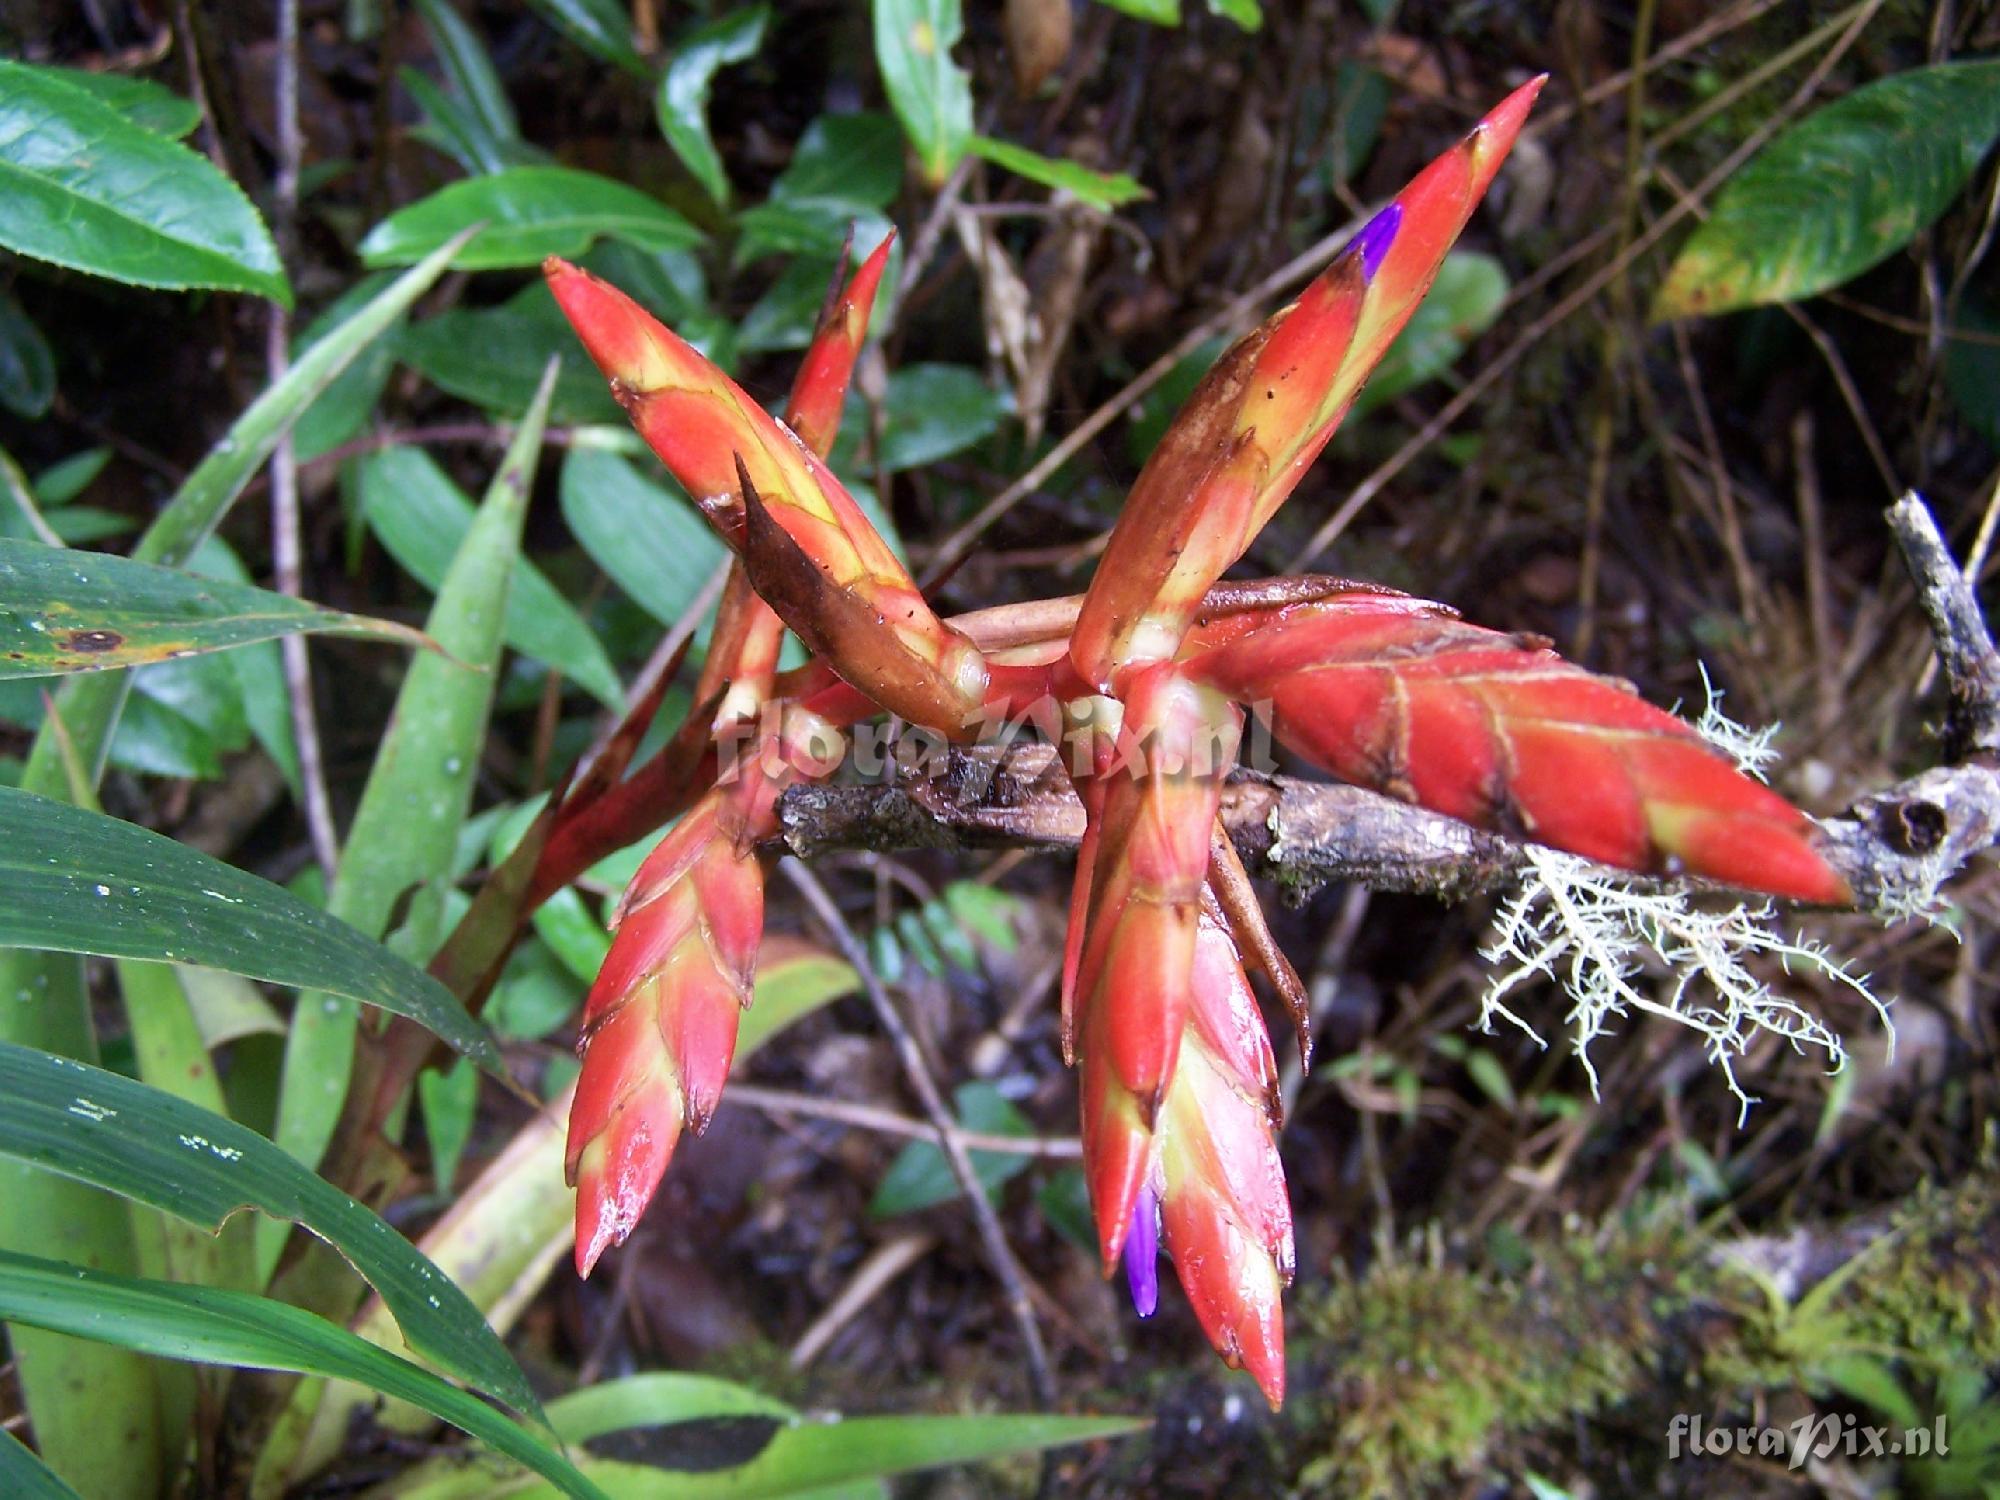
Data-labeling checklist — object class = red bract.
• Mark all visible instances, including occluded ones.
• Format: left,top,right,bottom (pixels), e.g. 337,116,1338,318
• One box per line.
547,78,1851,1405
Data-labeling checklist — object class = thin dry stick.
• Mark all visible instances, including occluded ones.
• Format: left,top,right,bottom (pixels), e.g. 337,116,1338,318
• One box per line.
266,0,339,879
725,1081,1082,1157
1671,317,1761,627
1288,0,1886,569
1791,409,1842,729
780,857,1058,1407
789,1232,937,1369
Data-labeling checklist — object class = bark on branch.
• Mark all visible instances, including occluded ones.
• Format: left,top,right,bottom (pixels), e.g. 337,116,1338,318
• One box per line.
775,496,2000,915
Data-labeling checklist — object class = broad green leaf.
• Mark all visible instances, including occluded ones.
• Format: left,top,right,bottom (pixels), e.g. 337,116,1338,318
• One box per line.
361,167,699,271
413,0,524,159
657,7,769,205
0,293,54,418
0,785,502,1067
1945,295,2000,450
384,1392,1141,1498
0,59,288,303
523,0,651,77
871,0,973,187
1654,60,2000,320
270,368,560,1243
362,446,623,705
735,114,903,264
0,1250,601,1500
0,1045,538,1414
874,364,1012,471
1093,0,1179,23
870,1082,1032,1217
400,283,627,423
1353,250,1508,414
0,536,432,678
0,1428,80,1500
967,136,1147,208
1206,0,1261,29
30,67,200,139
772,112,906,207
559,449,729,628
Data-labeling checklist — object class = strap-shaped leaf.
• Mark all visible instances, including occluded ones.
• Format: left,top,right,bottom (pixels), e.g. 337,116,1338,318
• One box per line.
0,1043,539,1418
0,60,287,303
0,537,432,678
0,1429,79,1500
0,785,503,1069
0,1249,601,1500
1655,60,2000,319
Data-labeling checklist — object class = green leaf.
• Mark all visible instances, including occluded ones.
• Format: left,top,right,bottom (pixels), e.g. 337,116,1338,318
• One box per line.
0,59,288,304
0,785,502,1067
361,446,624,706
182,535,303,792
271,368,560,1229
405,69,534,178
870,1082,1032,1217
967,136,1148,208
0,1249,602,1499
657,6,769,205
361,167,701,272
30,67,201,139
772,113,906,208
559,448,730,628
875,364,1012,471
31,450,109,508
293,274,403,460
1205,0,1261,28
419,1056,480,1193
1092,0,1179,23
1354,250,1508,415
412,0,524,157
0,293,55,419
871,0,973,188
1945,294,2000,450
378,1371,1139,1498
0,1428,80,1500
1654,60,2000,320
735,114,903,264
0,536,432,678
735,944,861,1059
523,0,650,77
1036,1167,1095,1252
400,283,627,424
0,1045,537,1412
1819,1352,1923,1431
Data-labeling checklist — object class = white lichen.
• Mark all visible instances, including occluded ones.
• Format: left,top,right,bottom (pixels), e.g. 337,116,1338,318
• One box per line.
1478,847,1892,1124
1691,662,1782,781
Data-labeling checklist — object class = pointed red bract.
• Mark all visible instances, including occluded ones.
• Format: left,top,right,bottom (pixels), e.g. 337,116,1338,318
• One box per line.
1185,591,1850,903
1068,76,1545,689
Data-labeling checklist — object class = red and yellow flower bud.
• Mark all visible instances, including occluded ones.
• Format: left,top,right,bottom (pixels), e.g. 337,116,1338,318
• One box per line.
1068,77,1545,689
1104,907,1293,1408
1185,590,1850,904
567,703,844,1274
544,252,988,734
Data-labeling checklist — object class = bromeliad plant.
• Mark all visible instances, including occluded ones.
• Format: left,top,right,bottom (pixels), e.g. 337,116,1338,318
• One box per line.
541,75,1852,1408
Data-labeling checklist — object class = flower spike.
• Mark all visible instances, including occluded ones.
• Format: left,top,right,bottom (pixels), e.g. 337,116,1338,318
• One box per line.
1069,76,1546,689
1184,589,1850,904
544,254,988,734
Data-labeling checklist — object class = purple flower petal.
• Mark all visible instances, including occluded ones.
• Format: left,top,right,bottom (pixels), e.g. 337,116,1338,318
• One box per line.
1123,1184,1160,1319
1349,202,1402,283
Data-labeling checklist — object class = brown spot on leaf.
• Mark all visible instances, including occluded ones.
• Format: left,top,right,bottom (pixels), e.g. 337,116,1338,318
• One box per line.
60,629,123,654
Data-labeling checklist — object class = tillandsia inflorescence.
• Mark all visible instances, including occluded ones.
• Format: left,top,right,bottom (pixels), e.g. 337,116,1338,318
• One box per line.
545,75,1853,1406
